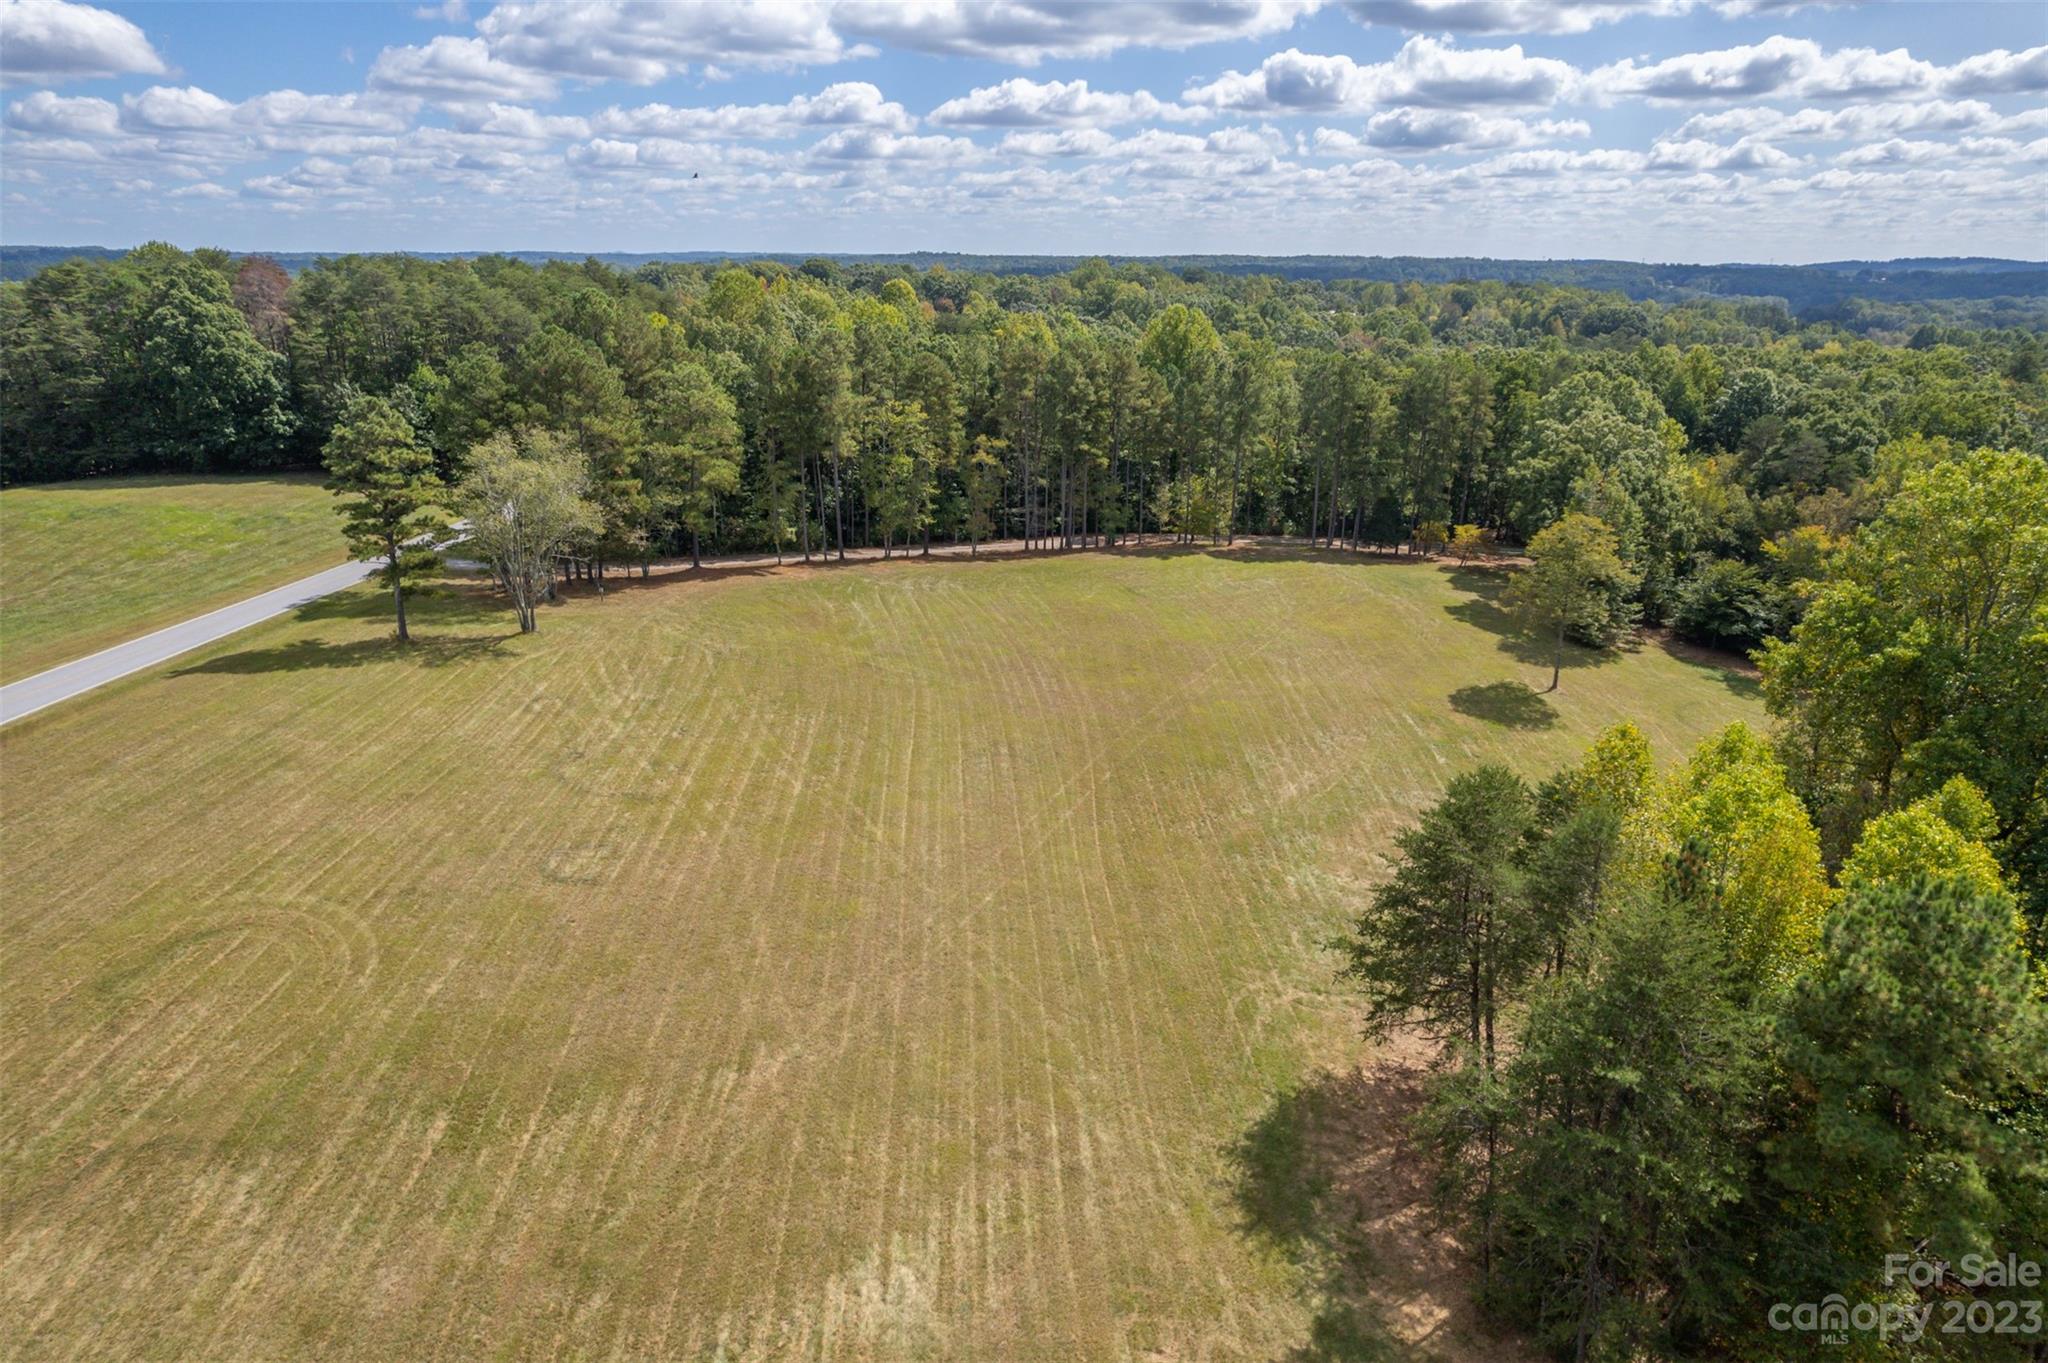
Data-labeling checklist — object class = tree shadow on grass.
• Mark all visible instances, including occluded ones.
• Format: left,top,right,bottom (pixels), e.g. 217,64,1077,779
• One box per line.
171,632,514,676
1448,681,1558,731
1654,633,1764,703
288,580,511,629
1443,566,1626,681
1229,1053,1538,1363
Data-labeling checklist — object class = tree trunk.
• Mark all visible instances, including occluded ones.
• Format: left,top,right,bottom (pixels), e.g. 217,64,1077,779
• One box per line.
832,447,846,561
1308,459,1320,548
692,527,701,570
388,541,409,643
1550,620,1564,692
1228,445,1243,545
1573,1223,1605,1363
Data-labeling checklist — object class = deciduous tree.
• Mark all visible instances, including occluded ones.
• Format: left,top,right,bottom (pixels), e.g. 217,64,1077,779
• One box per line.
1508,512,1639,691
457,429,600,632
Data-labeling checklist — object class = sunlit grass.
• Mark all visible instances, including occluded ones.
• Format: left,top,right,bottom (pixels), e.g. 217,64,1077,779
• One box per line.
0,545,1759,1361
0,474,341,682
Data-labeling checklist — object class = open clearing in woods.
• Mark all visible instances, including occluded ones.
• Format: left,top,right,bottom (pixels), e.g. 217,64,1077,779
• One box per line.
0,545,1761,1361
0,475,341,684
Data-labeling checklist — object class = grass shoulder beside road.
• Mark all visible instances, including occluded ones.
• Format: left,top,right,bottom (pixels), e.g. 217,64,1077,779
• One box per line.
0,473,343,683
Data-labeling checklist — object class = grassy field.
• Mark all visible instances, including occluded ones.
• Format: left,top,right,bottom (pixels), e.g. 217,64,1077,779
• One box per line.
0,475,342,683
0,545,1761,1361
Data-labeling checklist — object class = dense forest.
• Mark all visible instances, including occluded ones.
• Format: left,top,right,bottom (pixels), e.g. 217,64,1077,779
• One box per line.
7,244,2047,318
6,247,2044,572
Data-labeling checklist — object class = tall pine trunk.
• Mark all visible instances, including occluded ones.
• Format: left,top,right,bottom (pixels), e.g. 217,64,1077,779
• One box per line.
387,540,409,643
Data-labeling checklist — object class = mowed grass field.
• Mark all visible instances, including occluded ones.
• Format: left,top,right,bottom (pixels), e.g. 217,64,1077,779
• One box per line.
0,546,1760,1361
0,475,342,683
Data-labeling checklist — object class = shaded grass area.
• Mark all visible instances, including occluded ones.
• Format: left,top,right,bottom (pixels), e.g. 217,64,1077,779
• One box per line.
1447,681,1557,731
0,546,1758,1362
0,473,341,683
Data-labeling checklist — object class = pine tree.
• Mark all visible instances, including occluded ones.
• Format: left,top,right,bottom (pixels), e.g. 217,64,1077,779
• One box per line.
323,394,446,642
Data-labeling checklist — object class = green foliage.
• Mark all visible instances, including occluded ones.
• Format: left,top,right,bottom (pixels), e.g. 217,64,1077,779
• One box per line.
1838,776,2012,906
1346,764,1540,1065
1449,523,1492,562
1770,878,2047,1301
1674,557,1783,651
1508,512,1641,688
322,394,446,640
456,429,600,632
1758,447,2048,934
1480,891,1764,1362
1639,723,1831,987
639,358,741,565
1525,724,1652,976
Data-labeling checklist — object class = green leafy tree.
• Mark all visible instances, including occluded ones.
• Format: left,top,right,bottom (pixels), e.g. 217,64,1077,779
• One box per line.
123,245,295,471
1449,523,1493,563
1768,878,2047,1316
1674,558,1783,652
1525,724,1653,977
323,394,446,642
1508,512,1640,691
1757,448,2048,939
866,398,933,557
457,430,601,632
640,359,741,570
1139,304,1223,542
962,435,1005,556
1632,723,1831,989
1837,775,2011,906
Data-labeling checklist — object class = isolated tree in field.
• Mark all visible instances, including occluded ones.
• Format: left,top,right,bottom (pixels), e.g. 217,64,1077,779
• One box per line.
1508,512,1639,691
1347,764,1540,1070
323,394,446,642
457,430,601,632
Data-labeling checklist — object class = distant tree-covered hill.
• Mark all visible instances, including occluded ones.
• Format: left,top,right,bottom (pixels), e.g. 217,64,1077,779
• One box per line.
5,244,2043,313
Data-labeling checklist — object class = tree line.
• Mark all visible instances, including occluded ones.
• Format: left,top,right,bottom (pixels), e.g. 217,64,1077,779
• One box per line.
1348,441,2047,1360
5,242,2044,649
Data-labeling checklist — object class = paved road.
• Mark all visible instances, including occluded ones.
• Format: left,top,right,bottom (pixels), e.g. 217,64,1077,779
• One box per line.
0,558,386,726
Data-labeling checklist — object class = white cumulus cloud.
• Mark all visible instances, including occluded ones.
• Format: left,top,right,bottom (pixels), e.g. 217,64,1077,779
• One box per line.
593,82,913,139
928,77,1192,128
1185,37,1581,114
0,0,165,83
833,0,1317,64
368,35,561,103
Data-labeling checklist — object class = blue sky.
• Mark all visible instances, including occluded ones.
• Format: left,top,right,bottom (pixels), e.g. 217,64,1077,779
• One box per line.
2,0,2044,261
